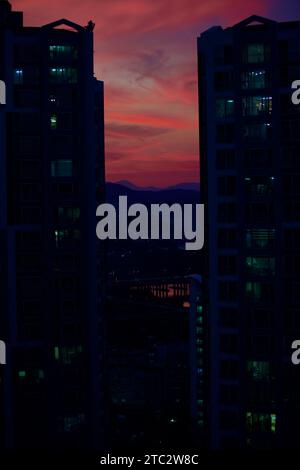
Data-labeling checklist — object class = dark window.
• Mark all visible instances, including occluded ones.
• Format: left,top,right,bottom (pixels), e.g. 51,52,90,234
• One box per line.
219,281,237,301
220,359,238,380
218,203,236,223
284,229,300,250
246,202,274,223
220,334,238,354
216,149,235,169
243,123,272,142
14,44,40,63
283,175,300,196
248,309,273,329
244,148,272,169
281,119,300,142
247,335,274,355
282,147,300,169
218,229,237,249
244,176,275,196
220,384,239,405
219,307,238,328
284,200,300,222
218,175,236,196
215,45,233,65
215,71,233,91
216,123,235,143
220,410,239,430
218,255,237,275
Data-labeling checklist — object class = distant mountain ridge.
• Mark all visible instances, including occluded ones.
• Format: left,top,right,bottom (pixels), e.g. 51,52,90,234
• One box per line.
106,182,200,206
112,180,200,192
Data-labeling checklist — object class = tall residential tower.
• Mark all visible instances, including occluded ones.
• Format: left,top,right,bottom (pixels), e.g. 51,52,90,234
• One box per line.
0,0,105,448
198,15,300,449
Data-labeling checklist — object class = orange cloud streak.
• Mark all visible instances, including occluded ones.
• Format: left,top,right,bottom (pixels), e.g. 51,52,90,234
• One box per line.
12,0,273,186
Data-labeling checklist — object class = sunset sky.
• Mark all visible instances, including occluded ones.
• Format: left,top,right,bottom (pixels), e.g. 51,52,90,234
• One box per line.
12,0,300,186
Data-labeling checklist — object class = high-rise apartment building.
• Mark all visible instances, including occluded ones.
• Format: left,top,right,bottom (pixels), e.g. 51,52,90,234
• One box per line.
0,0,105,449
198,15,300,449
106,275,203,451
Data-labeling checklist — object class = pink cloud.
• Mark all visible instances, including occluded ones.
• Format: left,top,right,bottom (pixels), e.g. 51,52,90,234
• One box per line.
12,0,273,186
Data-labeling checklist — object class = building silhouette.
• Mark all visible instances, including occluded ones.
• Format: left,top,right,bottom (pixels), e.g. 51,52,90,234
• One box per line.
0,0,105,449
198,15,300,449
106,275,203,451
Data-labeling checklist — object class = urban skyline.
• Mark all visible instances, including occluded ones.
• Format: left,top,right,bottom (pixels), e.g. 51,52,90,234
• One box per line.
10,0,300,187
1,0,300,460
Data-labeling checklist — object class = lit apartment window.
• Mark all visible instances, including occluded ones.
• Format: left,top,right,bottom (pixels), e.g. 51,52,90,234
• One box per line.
57,207,80,222
54,229,80,247
246,229,276,249
243,43,270,64
49,45,78,60
247,361,270,381
246,412,276,433
49,95,57,105
246,282,261,301
54,345,83,365
14,68,24,84
242,96,272,116
17,369,45,384
241,70,269,89
51,160,73,177
216,98,235,118
246,256,275,276
50,114,57,130
245,281,274,302
50,67,78,84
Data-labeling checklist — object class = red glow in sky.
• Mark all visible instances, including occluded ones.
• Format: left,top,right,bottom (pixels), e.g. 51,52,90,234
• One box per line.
12,0,284,186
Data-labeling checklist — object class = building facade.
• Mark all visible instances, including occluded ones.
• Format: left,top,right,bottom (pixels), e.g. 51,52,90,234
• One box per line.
0,1,105,449
106,275,204,451
198,15,300,449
